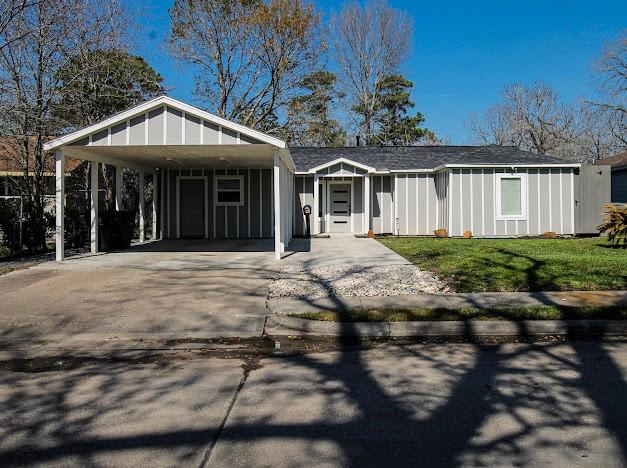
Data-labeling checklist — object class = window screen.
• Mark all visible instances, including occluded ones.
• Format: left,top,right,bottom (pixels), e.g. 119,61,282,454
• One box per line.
500,177,522,216
215,176,243,205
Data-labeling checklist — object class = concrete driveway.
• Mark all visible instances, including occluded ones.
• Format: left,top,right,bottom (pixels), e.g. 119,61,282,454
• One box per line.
0,239,279,344
0,236,406,345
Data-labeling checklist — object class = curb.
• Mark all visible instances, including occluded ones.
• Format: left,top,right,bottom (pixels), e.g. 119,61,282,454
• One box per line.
266,315,627,337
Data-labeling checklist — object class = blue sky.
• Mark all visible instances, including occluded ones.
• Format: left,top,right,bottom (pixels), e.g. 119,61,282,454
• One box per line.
130,0,626,144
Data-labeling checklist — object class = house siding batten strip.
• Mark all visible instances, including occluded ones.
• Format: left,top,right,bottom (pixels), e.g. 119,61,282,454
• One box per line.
481,169,485,236
570,170,575,234
549,169,553,232
559,168,563,234
448,170,453,236
405,174,409,235
492,170,496,235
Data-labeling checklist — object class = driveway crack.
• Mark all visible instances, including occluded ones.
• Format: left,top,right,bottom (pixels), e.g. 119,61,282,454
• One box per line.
199,360,256,467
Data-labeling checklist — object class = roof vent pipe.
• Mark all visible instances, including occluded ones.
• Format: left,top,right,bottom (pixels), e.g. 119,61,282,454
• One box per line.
356,135,360,147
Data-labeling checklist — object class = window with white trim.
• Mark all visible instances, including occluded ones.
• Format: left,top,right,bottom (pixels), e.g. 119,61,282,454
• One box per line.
215,175,244,206
496,173,527,219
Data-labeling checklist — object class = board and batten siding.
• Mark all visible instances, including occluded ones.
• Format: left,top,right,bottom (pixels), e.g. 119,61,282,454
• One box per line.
164,168,273,239
393,174,438,235
71,104,264,147
575,165,611,233
435,170,449,233
447,167,575,237
372,175,394,234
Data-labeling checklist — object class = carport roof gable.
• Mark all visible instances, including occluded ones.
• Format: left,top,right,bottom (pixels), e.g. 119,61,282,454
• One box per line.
43,96,287,151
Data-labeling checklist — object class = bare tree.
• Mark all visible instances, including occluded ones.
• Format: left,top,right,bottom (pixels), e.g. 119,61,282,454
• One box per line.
589,32,627,155
596,32,627,101
330,0,412,143
0,0,40,52
169,0,321,133
466,82,578,159
575,101,625,162
0,0,125,251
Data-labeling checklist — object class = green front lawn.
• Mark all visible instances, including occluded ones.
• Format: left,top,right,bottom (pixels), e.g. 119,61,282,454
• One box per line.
292,305,627,322
378,237,627,292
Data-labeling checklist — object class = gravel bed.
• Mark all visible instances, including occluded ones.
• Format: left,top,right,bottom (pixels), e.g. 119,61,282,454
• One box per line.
269,264,450,299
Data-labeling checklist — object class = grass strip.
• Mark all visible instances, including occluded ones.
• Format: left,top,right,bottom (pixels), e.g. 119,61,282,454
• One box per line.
289,305,627,322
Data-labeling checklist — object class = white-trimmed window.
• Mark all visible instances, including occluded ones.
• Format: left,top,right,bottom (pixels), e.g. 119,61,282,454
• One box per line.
496,173,527,219
215,175,244,206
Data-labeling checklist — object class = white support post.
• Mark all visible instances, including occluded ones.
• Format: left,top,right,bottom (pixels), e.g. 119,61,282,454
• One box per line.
55,150,65,262
139,171,145,243
90,161,99,254
364,174,371,233
160,169,165,239
115,166,123,210
273,149,281,260
313,173,320,235
152,171,158,240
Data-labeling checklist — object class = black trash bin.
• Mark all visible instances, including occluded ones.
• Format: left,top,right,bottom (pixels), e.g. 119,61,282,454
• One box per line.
113,211,134,249
98,211,114,251
99,211,134,251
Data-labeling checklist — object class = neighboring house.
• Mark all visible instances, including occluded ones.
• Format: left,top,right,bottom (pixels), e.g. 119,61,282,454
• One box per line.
0,138,82,205
43,96,608,261
596,152,627,204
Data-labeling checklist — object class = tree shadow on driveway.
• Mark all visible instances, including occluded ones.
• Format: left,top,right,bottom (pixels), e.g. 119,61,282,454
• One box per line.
0,256,625,467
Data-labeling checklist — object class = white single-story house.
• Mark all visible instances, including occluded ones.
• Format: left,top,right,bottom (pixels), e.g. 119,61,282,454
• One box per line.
44,96,609,261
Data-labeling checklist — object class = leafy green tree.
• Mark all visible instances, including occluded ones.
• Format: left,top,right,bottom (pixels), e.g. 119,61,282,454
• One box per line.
54,49,163,211
54,49,164,128
368,74,436,145
287,70,345,146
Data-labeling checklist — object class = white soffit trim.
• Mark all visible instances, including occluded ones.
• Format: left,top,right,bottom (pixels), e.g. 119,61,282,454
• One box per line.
308,157,376,174
43,95,287,151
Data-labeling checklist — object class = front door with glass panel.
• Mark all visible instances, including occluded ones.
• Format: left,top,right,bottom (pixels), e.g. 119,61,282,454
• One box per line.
330,183,351,232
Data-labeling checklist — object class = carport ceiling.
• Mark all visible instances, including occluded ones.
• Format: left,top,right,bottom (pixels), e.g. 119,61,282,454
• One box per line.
63,144,277,169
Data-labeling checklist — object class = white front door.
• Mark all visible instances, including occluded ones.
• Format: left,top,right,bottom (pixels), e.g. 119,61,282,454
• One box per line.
330,183,351,232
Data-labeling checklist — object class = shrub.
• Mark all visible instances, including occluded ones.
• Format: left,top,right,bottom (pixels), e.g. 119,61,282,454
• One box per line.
597,204,627,246
0,199,21,255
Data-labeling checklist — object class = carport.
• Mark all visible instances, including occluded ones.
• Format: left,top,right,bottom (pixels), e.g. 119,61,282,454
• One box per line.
44,96,295,261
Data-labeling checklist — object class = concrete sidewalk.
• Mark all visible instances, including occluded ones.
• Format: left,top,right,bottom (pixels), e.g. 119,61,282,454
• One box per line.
268,290,627,314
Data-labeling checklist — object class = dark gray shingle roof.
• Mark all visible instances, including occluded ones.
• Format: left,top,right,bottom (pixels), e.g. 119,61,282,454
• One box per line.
290,145,573,172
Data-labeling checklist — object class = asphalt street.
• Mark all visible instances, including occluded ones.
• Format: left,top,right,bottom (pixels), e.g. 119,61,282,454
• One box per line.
0,339,625,467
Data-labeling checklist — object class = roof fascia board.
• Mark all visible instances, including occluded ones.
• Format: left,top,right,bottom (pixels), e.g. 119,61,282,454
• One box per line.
44,96,287,151
433,163,582,171
389,169,434,173
278,147,296,172
308,157,376,174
